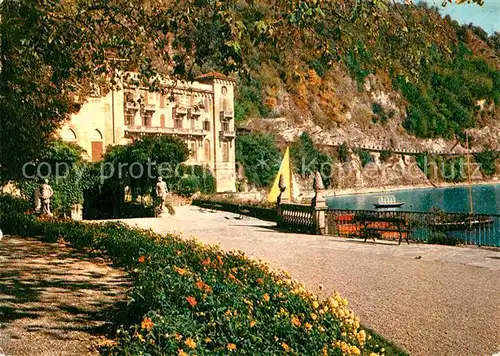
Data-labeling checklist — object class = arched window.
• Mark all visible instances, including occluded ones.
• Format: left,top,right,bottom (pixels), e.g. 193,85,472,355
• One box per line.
62,128,77,141
204,139,211,161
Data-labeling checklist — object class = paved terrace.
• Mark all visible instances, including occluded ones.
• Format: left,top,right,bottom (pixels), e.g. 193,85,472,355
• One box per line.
118,206,500,356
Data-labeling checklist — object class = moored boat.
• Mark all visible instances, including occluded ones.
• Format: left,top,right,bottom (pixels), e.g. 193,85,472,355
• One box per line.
373,195,405,209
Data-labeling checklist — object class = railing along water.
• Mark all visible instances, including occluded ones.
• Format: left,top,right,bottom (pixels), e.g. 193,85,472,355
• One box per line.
326,209,500,247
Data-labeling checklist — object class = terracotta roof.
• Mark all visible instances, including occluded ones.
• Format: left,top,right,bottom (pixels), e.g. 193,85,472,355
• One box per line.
196,71,236,82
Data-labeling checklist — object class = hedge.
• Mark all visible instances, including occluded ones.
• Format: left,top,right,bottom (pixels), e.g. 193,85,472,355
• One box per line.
0,195,400,356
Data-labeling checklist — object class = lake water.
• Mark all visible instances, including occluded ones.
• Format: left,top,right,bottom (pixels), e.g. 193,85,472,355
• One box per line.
326,184,500,215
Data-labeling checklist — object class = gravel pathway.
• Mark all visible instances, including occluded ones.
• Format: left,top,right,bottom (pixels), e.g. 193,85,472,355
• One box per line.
121,207,500,356
0,236,129,356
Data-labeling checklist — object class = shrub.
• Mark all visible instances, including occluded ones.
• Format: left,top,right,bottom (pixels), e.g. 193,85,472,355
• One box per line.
0,196,395,356
338,142,349,163
235,132,281,187
290,132,332,187
380,150,392,163
355,149,374,168
474,150,498,176
427,232,464,246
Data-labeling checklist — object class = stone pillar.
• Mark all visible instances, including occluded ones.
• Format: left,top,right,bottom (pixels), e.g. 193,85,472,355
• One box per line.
311,171,327,235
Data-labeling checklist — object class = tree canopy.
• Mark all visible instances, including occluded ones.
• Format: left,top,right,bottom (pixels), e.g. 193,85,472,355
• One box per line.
0,0,490,181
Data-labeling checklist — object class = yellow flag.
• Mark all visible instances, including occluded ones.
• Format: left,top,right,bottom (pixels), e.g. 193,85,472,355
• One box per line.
267,147,292,203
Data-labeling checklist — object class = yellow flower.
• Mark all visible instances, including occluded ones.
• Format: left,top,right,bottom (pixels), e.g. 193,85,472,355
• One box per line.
178,350,189,356
349,345,361,355
357,330,367,344
342,298,349,306
304,322,313,331
369,353,380,356
184,337,196,349
250,320,256,327
227,343,237,351
263,293,270,302
312,301,319,309
310,313,317,320
205,337,212,343
281,342,290,352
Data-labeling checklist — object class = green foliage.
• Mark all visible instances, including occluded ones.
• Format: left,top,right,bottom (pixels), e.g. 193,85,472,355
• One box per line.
355,149,374,168
102,135,190,198
291,132,332,187
380,150,392,163
427,232,464,246
234,76,270,122
473,150,498,176
398,43,499,138
338,143,349,163
416,153,467,182
235,132,281,187
16,140,94,216
0,198,405,356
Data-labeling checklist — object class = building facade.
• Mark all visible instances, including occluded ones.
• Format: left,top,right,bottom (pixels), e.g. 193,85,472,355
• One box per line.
60,73,236,193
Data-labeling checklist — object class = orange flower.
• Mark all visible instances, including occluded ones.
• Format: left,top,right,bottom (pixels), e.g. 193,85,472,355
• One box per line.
184,337,196,349
176,250,182,256
138,256,145,263
281,342,290,352
263,293,270,302
229,273,237,281
201,257,211,266
195,280,212,293
226,343,237,351
177,349,188,356
186,296,198,307
250,320,256,328
175,266,187,275
141,317,154,331
217,255,224,266
291,316,301,327
256,278,264,284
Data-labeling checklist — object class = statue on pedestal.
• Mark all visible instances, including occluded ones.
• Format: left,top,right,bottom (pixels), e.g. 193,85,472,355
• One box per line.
155,176,169,217
40,179,54,216
277,174,287,206
311,171,326,208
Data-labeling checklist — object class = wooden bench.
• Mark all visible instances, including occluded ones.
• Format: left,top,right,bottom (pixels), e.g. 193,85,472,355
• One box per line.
357,216,412,245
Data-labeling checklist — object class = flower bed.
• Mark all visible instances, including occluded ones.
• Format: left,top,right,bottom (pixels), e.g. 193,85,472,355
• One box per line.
0,195,403,355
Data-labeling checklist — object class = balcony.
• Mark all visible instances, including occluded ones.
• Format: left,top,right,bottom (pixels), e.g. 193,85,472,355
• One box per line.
174,106,188,115
124,101,139,112
220,110,233,119
219,130,236,140
191,108,203,116
125,126,208,137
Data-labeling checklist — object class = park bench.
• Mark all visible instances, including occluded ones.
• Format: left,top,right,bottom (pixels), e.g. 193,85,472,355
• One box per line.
356,215,412,245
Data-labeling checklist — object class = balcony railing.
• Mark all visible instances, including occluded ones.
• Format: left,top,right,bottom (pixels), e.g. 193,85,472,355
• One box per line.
124,101,139,111
143,104,156,112
125,126,207,136
220,110,233,118
219,130,236,140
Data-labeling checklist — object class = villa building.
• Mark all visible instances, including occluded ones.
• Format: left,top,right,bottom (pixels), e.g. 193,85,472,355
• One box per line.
60,73,236,193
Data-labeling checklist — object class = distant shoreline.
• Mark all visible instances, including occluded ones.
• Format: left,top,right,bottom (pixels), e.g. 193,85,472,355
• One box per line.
320,179,500,198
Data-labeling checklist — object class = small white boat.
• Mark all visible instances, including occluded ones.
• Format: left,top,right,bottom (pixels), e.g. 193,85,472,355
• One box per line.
373,195,405,209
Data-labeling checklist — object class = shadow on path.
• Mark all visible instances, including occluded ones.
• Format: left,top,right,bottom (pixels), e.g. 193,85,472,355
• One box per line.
0,236,130,356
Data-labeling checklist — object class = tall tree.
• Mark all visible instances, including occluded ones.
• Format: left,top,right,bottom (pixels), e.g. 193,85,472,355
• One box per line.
0,0,487,181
